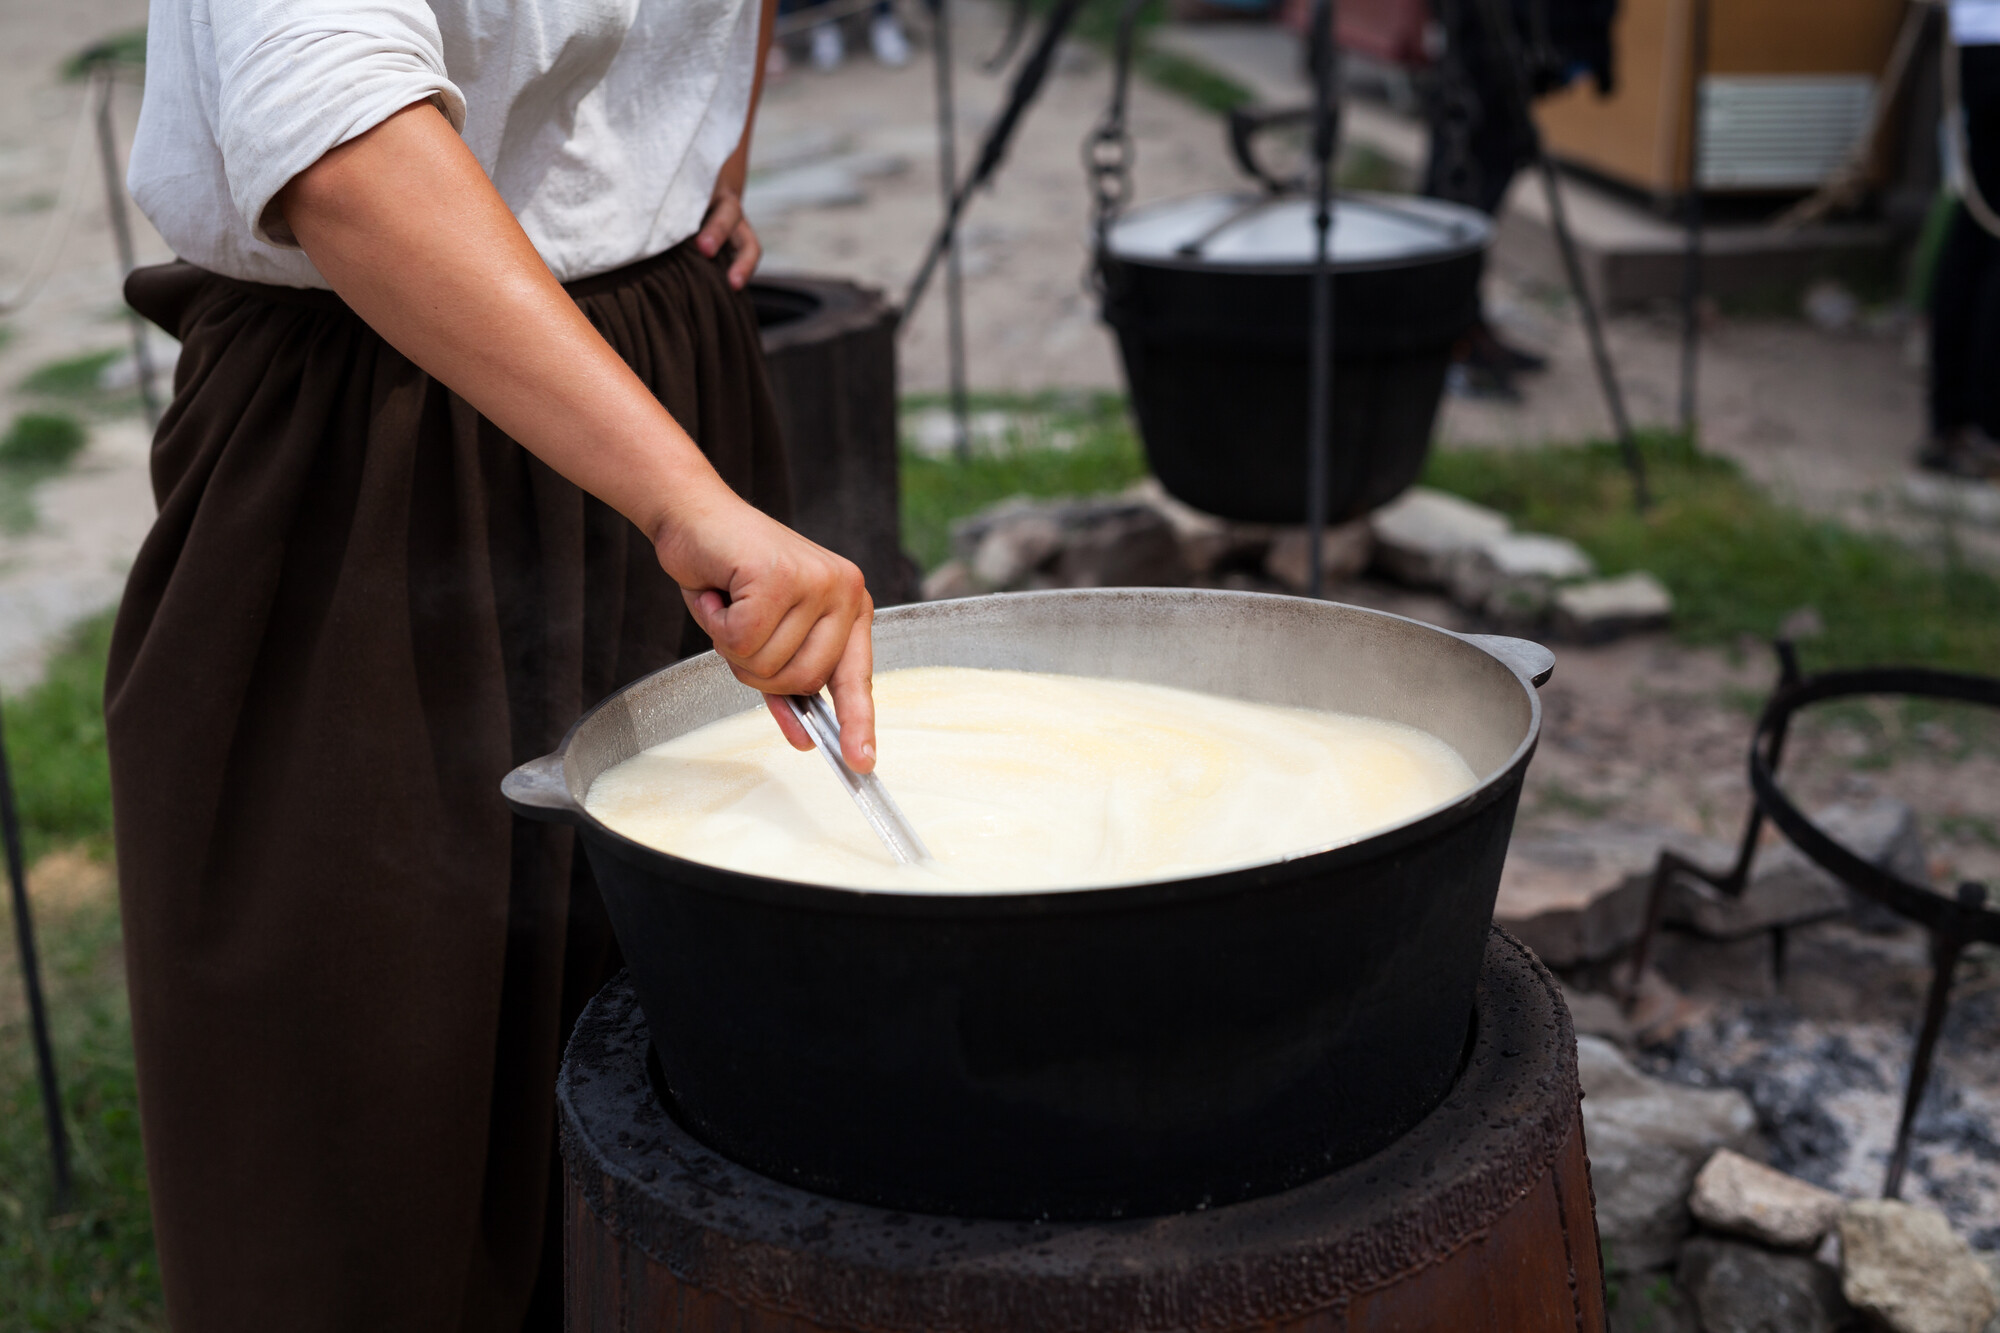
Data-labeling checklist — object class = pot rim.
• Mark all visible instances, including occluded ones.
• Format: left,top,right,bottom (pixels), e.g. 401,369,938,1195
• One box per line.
1102,189,1494,278
511,589,1546,917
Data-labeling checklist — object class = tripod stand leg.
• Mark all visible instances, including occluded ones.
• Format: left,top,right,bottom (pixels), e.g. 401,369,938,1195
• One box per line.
1,700,72,1214
929,0,972,461
1884,926,1964,1199
1467,0,1649,510
1532,151,1649,509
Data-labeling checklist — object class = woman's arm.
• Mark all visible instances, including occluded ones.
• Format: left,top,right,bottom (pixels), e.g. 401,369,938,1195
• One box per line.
273,100,877,770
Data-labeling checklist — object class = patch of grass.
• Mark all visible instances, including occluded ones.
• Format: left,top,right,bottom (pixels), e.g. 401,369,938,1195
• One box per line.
3,612,116,865
900,393,1149,570
60,29,147,81
1039,0,1254,114
0,413,90,534
1135,47,1253,115
0,614,159,1330
20,351,122,403
1,414,87,469
1938,813,2000,850
0,862,160,1333
1421,432,2000,673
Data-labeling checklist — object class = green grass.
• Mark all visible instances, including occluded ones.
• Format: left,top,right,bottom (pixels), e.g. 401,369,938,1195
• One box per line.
1135,46,1253,115
1,414,87,469
0,413,89,534
0,612,161,1331
3,613,116,866
60,30,147,81
1421,432,2000,673
900,393,1150,570
19,352,122,404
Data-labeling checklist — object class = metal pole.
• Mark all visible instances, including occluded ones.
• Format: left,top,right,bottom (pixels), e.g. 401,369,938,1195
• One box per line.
1472,0,1648,510
929,0,972,462
1677,0,1709,438
1305,0,1339,599
1,699,73,1214
92,64,160,431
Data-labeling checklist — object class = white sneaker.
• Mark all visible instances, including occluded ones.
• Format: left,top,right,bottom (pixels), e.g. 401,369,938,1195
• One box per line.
810,21,845,70
870,12,911,66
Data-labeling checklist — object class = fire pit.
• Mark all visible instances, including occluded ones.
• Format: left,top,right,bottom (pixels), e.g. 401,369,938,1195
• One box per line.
559,929,1605,1331
1628,642,2000,1197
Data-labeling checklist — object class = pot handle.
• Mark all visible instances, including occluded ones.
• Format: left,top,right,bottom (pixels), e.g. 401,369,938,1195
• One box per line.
1463,634,1556,689
502,753,585,825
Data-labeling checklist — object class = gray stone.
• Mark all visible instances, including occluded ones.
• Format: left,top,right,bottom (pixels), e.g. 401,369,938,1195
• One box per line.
1263,521,1374,594
1679,1236,1855,1333
949,496,1190,593
1840,1199,2000,1333
1689,1148,1844,1250
967,510,1065,589
1903,471,2000,529
1495,823,1732,967
1447,532,1597,626
1578,1034,1760,1272
1368,486,1512,588
1124,478,1271,576
920,560,975,602
1664,798,1925,939
1552,571,1674,642
1051,506,1188,588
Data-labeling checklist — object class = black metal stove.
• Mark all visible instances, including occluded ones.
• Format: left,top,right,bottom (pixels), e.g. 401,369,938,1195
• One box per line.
1626,640,2000,1198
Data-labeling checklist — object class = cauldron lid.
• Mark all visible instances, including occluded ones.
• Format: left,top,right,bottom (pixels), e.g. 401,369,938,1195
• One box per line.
1105,190,1491,271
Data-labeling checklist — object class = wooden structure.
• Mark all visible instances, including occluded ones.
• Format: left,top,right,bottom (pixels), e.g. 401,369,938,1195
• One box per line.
752,275,914,606
559,929,1607,1331
1538,0,1907,198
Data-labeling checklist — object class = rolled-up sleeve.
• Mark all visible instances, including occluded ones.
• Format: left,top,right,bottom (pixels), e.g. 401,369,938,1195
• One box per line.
209,0,467,246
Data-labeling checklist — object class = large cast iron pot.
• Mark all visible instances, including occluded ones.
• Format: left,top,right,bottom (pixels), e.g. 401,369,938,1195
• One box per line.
504,590,1550,1220
1100,191,1491,525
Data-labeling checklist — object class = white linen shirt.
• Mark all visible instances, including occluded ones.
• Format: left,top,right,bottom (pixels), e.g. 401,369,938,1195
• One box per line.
130,0,761,287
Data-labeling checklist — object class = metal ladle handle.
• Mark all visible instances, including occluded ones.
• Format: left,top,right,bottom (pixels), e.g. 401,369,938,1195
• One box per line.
784,693,934,866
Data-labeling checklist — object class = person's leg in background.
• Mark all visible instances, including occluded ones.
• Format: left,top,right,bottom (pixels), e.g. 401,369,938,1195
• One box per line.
1924,44,2000,475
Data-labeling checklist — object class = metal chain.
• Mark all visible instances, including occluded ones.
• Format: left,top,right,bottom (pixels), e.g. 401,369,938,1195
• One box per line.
1083,0,1149,292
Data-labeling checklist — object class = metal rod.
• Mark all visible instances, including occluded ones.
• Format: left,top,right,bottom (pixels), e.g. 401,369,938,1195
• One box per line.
1,699,73,1214
929,0,972,461
902,0,1090,327
1882,886,1984,1199
785,694,933,865
1305,0,1338,599
92,66,159,431
1676,0,1708,438
1471,0,1648,510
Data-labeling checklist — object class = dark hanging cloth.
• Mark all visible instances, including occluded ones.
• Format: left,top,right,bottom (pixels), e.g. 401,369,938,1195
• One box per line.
105,240,787,1332
1421,0,1618,215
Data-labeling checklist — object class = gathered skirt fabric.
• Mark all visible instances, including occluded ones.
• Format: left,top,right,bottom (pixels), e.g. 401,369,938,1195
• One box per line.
106,242,787,1332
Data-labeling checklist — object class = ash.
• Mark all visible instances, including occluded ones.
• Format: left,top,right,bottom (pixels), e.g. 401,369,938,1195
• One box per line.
1627,920,2000,1247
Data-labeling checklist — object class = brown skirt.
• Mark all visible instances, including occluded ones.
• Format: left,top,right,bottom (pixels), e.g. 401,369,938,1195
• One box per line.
106,243,788,1332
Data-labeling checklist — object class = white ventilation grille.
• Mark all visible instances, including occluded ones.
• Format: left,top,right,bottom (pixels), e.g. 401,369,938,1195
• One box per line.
1697,75,1876,190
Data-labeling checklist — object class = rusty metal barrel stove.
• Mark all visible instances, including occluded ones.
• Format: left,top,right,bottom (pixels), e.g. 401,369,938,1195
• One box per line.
560,929,1605,1331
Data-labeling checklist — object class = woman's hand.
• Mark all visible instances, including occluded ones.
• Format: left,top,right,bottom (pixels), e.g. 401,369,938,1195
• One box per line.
656,499,875,769
695,175,761,291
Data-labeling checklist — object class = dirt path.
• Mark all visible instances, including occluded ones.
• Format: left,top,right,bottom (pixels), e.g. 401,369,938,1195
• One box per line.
0,0,164,691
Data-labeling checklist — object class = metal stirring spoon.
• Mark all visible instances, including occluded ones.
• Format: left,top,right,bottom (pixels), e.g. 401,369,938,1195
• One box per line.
783,692,934,865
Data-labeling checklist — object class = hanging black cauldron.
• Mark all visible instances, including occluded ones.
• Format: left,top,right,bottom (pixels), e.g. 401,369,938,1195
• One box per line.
1099,190,1491,525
